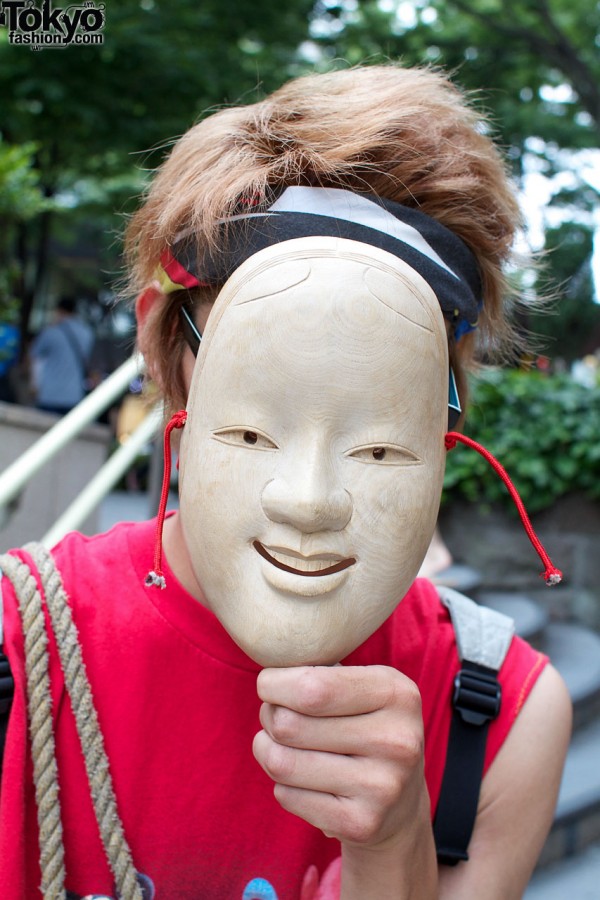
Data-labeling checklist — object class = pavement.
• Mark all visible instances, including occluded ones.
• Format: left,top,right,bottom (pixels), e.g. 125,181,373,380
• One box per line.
525,842,600,898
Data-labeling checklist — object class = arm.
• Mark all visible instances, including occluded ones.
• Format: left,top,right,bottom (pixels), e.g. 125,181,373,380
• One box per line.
253,663,571,900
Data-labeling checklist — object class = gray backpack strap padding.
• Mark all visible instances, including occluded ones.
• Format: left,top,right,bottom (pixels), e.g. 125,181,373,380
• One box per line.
437,584,515,672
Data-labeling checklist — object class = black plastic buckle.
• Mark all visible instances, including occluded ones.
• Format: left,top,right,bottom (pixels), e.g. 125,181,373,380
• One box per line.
0,651,14,717
453,664,501,726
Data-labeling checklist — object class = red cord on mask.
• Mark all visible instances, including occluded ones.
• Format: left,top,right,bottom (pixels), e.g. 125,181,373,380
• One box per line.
445,432,562,586
145,409,188,589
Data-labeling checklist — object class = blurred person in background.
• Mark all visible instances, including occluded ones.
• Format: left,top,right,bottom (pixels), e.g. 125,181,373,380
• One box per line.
29,296,94,416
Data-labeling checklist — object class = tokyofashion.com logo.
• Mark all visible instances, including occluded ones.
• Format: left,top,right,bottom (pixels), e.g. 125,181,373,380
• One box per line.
0,0,105,50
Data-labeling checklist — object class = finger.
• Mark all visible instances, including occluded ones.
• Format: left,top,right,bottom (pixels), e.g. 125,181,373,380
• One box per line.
259,701,421,759
272,783,353,840
253,729,355,795
272,784,396,847
257,665,414,718
253,729,402,800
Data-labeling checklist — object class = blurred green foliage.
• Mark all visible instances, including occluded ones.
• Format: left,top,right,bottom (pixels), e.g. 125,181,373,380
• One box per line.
0,0,598,352
0,139,51,323
0,140,47,221
0,0,319,329
319,0,599,151
316,0,600,361
444,368,600,513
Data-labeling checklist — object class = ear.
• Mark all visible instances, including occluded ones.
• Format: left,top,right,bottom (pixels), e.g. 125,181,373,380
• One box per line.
135,282,164,358
135,281,163,328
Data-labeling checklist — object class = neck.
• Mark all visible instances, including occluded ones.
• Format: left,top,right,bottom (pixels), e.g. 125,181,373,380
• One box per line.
162,513,210,606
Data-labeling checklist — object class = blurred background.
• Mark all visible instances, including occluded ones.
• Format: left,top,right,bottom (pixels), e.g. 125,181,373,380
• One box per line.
1,3,600,893
2,0,598,534
0,0,598,381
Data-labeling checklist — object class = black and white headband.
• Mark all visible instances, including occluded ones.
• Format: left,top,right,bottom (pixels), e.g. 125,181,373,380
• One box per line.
157,186,482,342
147,188,565,592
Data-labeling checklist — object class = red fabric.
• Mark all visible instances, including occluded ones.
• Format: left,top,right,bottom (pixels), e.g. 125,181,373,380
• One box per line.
0,519,547,899
159,248,202,291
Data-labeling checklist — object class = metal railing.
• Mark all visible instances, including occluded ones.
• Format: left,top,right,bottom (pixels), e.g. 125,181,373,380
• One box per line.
0,355,163,548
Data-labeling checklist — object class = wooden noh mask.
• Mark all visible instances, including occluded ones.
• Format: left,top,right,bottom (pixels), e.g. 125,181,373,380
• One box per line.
178,236,449,666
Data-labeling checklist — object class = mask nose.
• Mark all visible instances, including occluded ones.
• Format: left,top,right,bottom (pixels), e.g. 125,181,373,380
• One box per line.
261,444,352,533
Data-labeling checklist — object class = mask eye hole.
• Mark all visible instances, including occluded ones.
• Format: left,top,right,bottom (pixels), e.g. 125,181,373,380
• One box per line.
212,427,279,451
345,443,421,466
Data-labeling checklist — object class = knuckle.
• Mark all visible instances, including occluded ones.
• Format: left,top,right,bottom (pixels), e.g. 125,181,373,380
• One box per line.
387,729,424,769
264,741,296,781
362,765,402,808
374,720,424,766
400,729,424,766
343,806,381,845
297,667,331,712
269,706,300,744
386,668,421,712
404,680,423,716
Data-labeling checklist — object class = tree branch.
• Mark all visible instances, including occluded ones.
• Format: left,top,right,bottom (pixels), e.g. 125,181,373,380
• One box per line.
446,0,600,129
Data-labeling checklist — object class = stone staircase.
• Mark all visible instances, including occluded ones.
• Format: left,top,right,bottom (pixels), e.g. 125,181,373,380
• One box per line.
435,565,600,884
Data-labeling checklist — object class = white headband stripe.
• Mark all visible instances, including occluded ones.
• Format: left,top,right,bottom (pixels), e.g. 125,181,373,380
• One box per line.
269,187,460,281
164,186,482,338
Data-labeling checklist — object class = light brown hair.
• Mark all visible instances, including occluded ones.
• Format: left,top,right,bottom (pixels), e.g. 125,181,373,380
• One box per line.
125,64,522,412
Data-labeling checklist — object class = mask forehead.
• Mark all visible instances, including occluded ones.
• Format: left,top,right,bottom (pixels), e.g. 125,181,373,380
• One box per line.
178,238,449,666
191,253,444,449
193,237,446,368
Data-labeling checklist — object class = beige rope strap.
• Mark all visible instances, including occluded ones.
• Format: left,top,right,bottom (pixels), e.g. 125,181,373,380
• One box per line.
24,542,144,900
1,546,143,900
0,552,66,900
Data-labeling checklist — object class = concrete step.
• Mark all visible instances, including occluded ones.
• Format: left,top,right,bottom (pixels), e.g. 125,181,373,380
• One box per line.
478,590,549,647
526,841,600,898
431,563,482,596
469,599,600,731
543,622,600,730
469,603,600,868
538,717,600,867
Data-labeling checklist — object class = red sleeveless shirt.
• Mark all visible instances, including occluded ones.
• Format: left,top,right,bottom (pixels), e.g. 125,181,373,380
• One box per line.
0,519,547,899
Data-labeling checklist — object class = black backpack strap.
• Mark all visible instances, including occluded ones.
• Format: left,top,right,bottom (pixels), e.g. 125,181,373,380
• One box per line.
0,650,14,781
0,566,15,782
433,586,515,865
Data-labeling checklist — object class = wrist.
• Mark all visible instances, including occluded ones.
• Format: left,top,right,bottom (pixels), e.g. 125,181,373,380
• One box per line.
340,798,438,899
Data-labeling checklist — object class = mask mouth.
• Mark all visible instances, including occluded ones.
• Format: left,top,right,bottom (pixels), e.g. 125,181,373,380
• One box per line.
253,541,356,577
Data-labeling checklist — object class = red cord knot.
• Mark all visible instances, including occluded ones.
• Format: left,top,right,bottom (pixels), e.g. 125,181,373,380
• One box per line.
145,408,188,589
145,571,166,590
444,430,564,588
543,567,563,586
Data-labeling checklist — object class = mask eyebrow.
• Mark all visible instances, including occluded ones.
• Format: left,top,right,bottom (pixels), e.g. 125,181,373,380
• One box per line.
180,305,202,357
